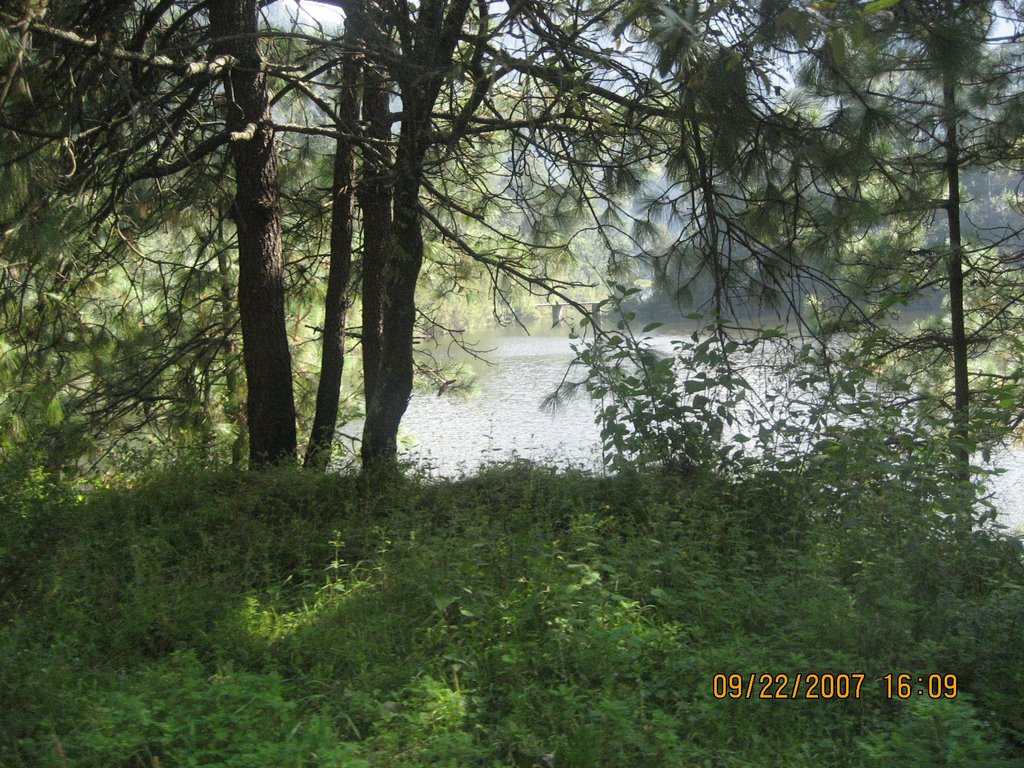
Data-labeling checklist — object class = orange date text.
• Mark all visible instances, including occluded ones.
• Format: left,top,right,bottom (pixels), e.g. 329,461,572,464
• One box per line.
712,673,866,700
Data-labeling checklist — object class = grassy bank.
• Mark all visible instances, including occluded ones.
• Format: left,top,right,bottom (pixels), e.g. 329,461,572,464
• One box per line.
1,457,1023,767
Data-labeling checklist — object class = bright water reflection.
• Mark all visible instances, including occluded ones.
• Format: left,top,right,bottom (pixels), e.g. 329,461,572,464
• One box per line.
355,321,1024,533
391,325,605,474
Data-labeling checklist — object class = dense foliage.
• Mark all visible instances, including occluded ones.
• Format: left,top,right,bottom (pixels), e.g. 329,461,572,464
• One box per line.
3,1,1024,764
2,455,1022,766
3,0,1022,471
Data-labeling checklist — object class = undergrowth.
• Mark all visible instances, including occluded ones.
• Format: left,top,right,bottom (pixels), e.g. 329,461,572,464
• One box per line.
1,456,1022,767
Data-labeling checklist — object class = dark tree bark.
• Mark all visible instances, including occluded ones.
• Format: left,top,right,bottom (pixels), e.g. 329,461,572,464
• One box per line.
943,71,970,477
357,0,476,468
208,0,297,466
361,129,424,465
356,64,393,464
305,39,360,470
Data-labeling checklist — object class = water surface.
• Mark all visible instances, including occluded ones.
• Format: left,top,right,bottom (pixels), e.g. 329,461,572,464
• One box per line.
349,321,1024,533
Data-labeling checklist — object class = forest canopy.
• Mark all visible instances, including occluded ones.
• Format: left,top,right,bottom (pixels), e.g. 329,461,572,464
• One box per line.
1,0,1023,475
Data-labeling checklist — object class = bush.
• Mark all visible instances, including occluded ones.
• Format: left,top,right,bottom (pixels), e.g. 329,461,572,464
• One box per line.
1,461,1022,767
860,698,1018,768
23,651,364,768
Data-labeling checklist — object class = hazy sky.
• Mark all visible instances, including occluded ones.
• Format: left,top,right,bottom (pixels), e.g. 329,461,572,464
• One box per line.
269,0,344,33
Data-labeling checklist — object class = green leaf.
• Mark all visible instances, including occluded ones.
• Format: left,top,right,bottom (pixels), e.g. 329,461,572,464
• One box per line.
775,7,816,45
44,396,64,428
433,595,459,612
862,0,900,13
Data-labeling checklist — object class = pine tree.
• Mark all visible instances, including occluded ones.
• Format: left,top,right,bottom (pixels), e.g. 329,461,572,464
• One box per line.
799,0,1024,469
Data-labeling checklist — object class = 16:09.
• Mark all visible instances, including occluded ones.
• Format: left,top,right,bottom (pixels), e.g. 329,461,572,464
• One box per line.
884,673,957,699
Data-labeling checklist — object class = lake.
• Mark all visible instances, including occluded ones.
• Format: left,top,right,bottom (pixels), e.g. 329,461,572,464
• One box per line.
345,320,1024,534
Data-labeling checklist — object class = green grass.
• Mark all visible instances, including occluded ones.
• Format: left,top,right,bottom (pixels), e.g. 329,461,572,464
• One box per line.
1,456,1022,767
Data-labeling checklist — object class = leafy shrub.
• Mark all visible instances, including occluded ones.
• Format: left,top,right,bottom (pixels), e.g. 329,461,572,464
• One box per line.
2,462,1022,767
564,289,755,474
860,697,1017,767
29,651,364,768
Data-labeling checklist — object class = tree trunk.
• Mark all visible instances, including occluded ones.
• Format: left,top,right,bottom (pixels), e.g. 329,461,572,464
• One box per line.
350,0,476,469
356,66,393,465
361,136,423,466
217,246,247,467
943,73,969,477
305,41,359,470
208,0,297,467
